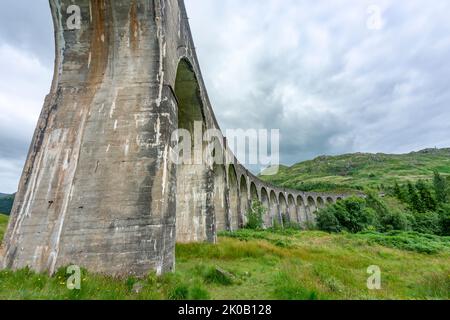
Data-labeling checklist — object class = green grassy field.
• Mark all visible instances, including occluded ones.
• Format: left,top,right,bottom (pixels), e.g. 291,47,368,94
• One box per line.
260,148,450,193
1,216,448,300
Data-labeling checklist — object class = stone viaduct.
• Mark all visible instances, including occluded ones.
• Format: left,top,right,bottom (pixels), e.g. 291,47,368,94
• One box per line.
0,0,349,276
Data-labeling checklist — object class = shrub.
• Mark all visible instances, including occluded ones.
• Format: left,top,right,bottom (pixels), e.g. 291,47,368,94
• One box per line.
433,171,448,204
378,209,411,232
393,181,408,202
203,266,234,286
437,204,450,236
316,206,341,233
411,211,441,235
407,182,424,212
416,180,437,211
335,197,377,233
245,201,265,230
316,197,377,233
356,231,450,254
365,192,408,231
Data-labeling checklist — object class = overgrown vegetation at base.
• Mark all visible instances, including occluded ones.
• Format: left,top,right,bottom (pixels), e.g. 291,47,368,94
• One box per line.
245,201,265,230
316,172,450,237
244,200,302,232
1,223,448,300
353,231,450,254
1,167,449,300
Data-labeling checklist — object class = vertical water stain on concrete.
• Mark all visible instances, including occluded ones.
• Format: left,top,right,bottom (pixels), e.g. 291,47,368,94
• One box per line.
129,0,140,52
88,0,110,85
1,0,350,276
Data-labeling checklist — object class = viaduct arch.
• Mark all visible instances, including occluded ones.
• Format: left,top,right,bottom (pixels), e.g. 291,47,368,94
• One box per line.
1,0,351,276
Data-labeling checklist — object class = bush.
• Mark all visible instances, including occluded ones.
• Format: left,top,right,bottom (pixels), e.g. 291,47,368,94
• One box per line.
245,201,265,230
433,171,448,204
365,192,410,231
316,197,377,233
203,267,234,286
437,204,450,236
335,197,377,233
411,211,441,235
356,231,450,254
378,209,411,232
316,206,341,233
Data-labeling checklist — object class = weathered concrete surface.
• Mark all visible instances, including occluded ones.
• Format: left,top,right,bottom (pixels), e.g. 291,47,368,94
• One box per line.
0,0,353,276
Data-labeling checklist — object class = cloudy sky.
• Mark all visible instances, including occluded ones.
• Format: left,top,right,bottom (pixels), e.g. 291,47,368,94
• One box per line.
1,0,450,193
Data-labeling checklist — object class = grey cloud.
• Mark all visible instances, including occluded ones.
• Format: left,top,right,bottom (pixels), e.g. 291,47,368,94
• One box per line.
0,0,54,66
1,0,450,192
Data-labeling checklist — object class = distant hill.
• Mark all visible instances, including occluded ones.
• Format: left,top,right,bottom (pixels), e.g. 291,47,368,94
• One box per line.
0,193,15,215
260,148,450,193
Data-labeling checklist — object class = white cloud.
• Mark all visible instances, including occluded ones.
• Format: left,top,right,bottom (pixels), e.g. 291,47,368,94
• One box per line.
1,0,450,192
0,43,52,193
185,0,450,162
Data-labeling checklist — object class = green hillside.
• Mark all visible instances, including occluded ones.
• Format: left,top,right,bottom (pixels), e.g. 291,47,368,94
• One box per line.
260,148,450,193
0,193,14,215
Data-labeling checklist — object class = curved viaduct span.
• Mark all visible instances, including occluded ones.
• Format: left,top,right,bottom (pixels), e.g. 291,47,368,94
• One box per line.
1,0,348,276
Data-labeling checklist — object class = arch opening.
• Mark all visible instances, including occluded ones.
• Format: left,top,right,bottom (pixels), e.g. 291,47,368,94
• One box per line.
228,165,240,231
297,196,307,222
250,182,258,202
317,197,325,209
214,164,227,232
175,58,212,243
270,191,279,227
279,193,288,226
307,196,317,219
261,188,270,228
287,195,297,224
240,175,249,227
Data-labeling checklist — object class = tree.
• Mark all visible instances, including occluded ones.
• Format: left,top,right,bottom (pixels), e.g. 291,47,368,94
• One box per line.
316,206,342,233
330,197,376,233
433,171,448,204
366,191,410,232
407,182,423,212
436,204,450,236
393,182,406,202
415,180,437,211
